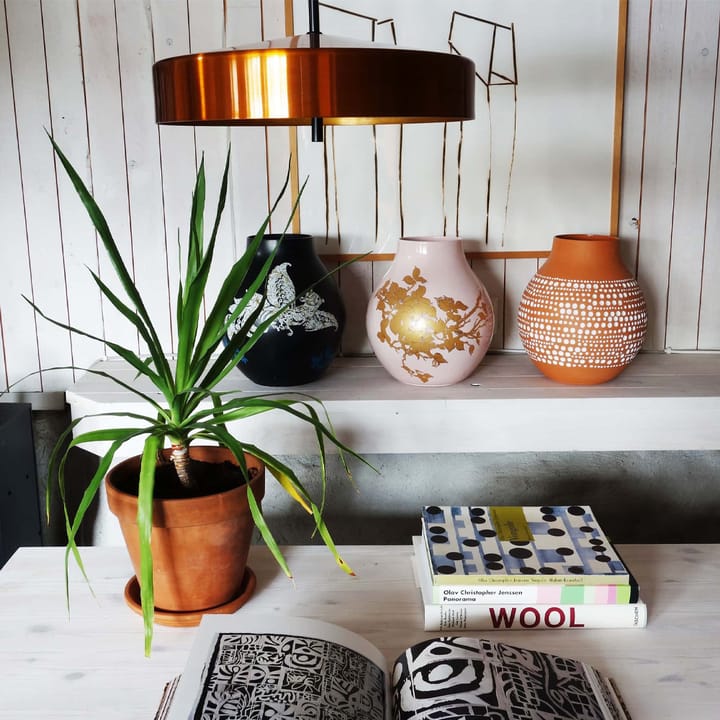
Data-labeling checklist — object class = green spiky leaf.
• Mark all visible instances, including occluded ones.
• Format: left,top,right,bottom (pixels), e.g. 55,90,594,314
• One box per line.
34,139,374,656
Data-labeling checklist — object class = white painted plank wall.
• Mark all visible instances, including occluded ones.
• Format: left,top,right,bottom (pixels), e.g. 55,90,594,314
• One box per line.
665,1,719,349
1,0,719,393
78,0,137,358
0,2,37,392
4,0,74,391
45,0,101,388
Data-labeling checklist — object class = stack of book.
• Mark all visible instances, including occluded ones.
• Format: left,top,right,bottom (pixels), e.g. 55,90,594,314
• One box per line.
413,505,647,631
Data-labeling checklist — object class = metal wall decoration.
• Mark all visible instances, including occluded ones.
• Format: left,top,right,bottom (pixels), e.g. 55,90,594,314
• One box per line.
295,0,625,255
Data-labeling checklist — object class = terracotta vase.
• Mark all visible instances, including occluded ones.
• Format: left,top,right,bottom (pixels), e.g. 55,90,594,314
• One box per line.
225,233,345,386
106,446,264,626
366,236,494,386
518,234,647,385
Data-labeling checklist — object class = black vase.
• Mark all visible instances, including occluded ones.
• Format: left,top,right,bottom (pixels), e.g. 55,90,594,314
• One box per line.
225,234,345,386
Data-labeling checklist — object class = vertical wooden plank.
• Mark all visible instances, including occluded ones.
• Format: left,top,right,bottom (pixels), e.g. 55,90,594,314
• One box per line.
44,0,104,380
470,257,505,350
665,1,720,349
321,125,378,250
183,0,236,322
610,0,629,237
296,0,383,253
360,259,393,356
5,0,73,389
503,257,538,350
698,15,720,349
262,0,294,232
618,0,651,273
78,0,137,354
226,0,272,247
635,0,686,351
337,262,374,355
375,125,403,247
151,0,196,348
186,0,227,184
399,124,447,238
115,0,172,351
0,0,39,390
296,136,330,243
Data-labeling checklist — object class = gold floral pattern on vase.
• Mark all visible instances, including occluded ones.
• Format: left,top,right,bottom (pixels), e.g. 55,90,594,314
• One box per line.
367,237,494,386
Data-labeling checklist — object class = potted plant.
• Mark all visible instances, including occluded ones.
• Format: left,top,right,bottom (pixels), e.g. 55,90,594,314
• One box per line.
31,138,365,655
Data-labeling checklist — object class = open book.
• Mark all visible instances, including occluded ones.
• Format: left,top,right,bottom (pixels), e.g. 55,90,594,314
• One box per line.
163,614,630,719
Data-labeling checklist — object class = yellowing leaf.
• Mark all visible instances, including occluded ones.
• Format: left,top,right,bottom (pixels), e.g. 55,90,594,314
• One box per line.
269,467,312,514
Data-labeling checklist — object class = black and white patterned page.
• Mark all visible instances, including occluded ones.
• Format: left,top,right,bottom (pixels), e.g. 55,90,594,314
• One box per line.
167,615,388,720
194,632,385,719
391,637,628,720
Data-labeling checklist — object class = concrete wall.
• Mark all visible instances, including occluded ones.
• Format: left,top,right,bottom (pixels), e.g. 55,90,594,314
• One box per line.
262,451,720,546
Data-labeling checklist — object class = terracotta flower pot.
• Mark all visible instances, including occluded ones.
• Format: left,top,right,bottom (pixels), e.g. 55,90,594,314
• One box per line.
106,446,264,624
518,234,648,384
366,236,494,386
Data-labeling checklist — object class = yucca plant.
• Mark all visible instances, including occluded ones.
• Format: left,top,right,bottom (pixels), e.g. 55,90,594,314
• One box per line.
30,137,365,655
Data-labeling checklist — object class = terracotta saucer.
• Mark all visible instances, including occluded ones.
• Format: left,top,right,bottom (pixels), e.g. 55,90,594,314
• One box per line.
123,567,257,627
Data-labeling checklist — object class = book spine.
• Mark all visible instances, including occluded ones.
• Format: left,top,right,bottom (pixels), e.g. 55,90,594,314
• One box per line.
429,572,631,587
432,582,638,605
422,601,648,631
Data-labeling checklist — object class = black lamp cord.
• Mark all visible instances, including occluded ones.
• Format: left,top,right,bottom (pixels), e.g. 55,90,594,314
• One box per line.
308,0,323,142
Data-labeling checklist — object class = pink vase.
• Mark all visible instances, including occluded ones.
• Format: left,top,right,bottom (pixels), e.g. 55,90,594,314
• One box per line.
366,237,494,386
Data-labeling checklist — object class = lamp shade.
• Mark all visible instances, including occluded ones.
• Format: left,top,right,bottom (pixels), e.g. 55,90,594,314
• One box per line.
153,34,475,127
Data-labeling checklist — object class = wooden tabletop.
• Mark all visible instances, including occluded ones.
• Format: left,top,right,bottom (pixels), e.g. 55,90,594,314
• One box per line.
0,544,718,719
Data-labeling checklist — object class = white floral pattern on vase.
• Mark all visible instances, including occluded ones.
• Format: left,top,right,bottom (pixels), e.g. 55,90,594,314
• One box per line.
366,237,494,386
224,233,345,386
226,262,339,338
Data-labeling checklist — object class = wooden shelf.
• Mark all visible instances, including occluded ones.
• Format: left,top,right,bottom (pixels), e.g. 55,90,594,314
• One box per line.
65,352,720,456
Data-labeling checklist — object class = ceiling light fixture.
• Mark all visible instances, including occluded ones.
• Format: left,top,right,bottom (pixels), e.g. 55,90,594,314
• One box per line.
153,0,475,142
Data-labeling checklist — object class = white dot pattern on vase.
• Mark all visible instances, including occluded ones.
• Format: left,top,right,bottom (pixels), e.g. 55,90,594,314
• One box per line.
518,275,648,369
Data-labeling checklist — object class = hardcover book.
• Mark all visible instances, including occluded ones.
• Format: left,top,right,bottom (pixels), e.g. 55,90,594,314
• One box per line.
422,505,629,585
412,537,648,631
417,536,639,604
162,614,630,720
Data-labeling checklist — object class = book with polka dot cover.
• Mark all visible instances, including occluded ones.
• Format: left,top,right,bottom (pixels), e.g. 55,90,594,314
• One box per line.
422,505,630,586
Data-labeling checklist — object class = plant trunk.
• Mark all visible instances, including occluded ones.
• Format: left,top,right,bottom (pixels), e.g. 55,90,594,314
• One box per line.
170,444,193,488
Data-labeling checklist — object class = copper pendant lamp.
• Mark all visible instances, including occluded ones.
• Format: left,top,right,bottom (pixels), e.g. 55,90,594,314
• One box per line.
153,0,475,141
